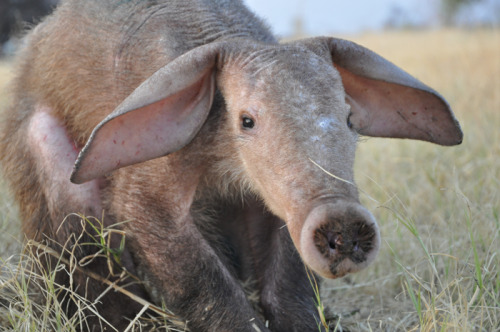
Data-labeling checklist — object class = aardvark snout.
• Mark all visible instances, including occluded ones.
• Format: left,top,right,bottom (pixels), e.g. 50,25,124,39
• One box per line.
300,200,381,279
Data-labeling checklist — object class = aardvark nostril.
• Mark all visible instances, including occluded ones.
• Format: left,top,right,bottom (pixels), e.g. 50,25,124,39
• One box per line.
327,232,342,250
356,222,376,253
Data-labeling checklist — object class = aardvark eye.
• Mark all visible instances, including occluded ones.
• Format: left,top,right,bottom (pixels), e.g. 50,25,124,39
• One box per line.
242,116,255,129
347,112,353,129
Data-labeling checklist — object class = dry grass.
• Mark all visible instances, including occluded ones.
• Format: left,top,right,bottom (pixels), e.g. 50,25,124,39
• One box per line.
0,29,499,331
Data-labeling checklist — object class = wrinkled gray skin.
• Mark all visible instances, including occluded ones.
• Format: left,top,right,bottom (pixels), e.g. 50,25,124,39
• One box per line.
0,0,462,331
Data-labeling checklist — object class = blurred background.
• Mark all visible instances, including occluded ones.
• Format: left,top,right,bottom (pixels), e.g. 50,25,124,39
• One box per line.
1,0,499,56
246,0,499,36
0,0,58,55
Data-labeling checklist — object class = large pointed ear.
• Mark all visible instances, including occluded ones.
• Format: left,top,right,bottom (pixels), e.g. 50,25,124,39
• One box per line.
320,37,463,145
71,44,221,184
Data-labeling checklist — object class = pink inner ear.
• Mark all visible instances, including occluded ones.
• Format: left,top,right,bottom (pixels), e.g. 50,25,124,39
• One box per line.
72,73,214,184
337,66,462,146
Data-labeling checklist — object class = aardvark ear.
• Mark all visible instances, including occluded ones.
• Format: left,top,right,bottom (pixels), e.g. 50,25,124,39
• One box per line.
309,37,463,146
71,43,225,184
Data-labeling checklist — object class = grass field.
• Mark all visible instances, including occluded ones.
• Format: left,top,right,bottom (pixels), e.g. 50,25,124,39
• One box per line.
0,29,499,331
